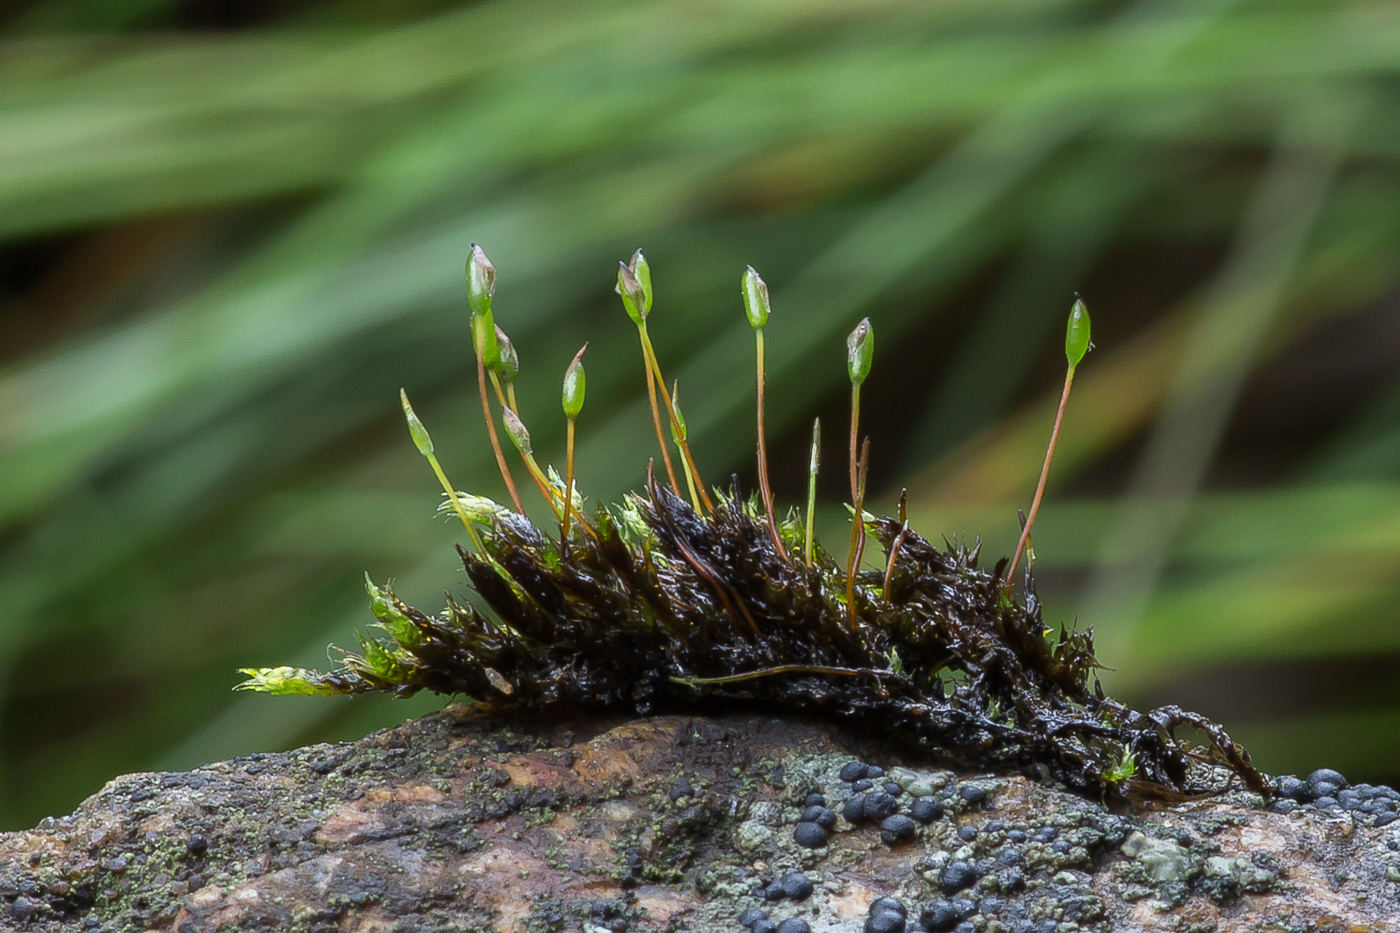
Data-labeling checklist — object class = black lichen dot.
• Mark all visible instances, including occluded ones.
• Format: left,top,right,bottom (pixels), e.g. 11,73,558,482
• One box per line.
843,795,868,823
1274,775,1307,800
840,761,870,782
862,792,899,821
909,798,943,824
997,869,1027,894
864,910,905,933
773,872,813,902
958,784,987,805
938,860,977,895
739,908,767,929
880,814,917,845
792,821,829,848
866,895,907,933
921,897,975,933
920,901,957,932
775,920,810,933
803,792,826,807
1308,767,1348,791
801,805,837,829
185,834,208,856
956,825,978,842
865,766,886,779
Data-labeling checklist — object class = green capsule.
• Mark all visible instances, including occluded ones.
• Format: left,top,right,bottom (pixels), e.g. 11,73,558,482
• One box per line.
502,407,532,456
846,317,874,386
617,261,647,324
742,265,770,330
1066,297,1092,372
630,249,653,315
562,344,588,420
471,309,501,371
495,325,519,384
399,388,434,456
466,243,496,316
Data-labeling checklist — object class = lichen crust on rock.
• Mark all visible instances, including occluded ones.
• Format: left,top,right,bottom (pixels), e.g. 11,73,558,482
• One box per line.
2,710,1398,932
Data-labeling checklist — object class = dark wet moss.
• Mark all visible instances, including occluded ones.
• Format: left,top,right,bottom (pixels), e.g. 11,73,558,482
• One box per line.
242,469,1268,805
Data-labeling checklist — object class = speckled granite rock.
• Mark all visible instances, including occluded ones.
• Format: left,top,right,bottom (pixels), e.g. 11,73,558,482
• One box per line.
2,707,1397,932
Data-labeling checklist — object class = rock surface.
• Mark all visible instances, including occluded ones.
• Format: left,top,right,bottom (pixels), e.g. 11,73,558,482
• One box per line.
2,707,1398,932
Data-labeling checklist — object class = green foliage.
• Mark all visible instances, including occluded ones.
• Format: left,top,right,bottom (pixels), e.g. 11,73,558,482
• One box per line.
1104,745,1138,784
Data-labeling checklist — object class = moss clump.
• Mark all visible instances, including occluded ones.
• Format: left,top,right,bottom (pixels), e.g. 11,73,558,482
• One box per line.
238,248,1266,804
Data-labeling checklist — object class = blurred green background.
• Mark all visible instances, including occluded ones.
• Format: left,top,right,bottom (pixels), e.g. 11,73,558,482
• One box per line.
4,0,1400,829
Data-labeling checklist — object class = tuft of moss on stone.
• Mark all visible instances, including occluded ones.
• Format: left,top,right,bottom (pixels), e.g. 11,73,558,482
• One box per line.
238,251,1266,804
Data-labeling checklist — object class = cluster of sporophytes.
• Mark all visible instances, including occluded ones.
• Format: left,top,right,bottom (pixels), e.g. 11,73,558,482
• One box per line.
239,248,1266,802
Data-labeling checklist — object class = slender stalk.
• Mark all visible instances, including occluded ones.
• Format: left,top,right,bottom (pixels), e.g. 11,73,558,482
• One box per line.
562,418,577,546
640,323,713,513
754,330,789,560
672,663,904,687
501,408,563,514
637,330,682,496
882,488,909,601
848,383,861,502
475,352,525,514
488,370,514,414
400,388,486,554
845,438,870,628
425,451,486,555
522,452,561,513
1005,371,1073,590
805,418,820,568
1005,297,1090,596
671,380,702,513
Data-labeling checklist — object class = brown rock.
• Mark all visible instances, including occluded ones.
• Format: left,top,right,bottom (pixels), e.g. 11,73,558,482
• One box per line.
1,707,1398,931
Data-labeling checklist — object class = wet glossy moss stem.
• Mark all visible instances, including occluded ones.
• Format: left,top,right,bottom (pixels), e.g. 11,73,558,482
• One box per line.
882,488,909,600
1006,298,1091,593
673,663,905,686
